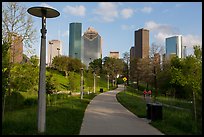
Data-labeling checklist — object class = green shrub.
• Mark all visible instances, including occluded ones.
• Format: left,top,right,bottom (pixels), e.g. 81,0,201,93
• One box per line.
23,98,37,106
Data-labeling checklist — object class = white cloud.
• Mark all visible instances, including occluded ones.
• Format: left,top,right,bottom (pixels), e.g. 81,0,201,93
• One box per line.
145,21,179,44
93,2,118,22
120,8,134,19
63,5,86,17
182,34,202,49
141,6,153,13
145,21,202,56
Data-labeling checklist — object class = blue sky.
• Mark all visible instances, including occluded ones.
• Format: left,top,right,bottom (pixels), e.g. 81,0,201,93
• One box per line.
22,2,202,59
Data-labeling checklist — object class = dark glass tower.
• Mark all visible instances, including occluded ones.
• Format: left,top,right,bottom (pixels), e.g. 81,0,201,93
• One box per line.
69,22,82,60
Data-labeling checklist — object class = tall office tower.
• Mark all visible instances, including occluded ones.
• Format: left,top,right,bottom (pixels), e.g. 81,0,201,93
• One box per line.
166,35,182,59
82,27,102,68
130,46,135,60
69,22,82,60
10,33,23,63
47,40,62,66
109,51,119,59
134,28,149,59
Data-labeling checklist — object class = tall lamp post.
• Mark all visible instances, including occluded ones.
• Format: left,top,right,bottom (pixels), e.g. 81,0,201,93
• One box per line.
107,74,109,90
57,48,60,56
27,6,60,133
90,58,96,93
49,41,53,66
80,67,84,99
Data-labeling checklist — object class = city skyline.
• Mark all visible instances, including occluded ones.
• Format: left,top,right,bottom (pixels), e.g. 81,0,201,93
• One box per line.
20,2,202,59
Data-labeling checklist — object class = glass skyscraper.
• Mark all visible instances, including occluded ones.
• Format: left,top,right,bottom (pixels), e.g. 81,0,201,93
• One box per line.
82,27,102,68
69,22,82,60
166,35,182,59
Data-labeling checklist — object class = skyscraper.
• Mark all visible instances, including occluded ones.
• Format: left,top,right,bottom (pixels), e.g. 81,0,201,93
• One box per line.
69,22,82,60
109,51,119,59
134,28,149,59
165,35,182,59
82,27,102,68
130,46,135,60
47,40,62,66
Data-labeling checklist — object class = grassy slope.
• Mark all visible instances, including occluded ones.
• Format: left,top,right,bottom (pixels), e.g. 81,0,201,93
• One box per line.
2,69,110,135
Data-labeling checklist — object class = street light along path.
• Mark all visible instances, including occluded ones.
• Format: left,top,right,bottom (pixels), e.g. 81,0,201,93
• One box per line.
79,85,164,135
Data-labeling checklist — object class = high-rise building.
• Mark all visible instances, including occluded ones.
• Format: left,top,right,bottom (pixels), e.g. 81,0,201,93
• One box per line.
130,46,135,60
82,27,102,68
69,22,82,60
134,28,149,59
165,35,182,59
10,34,23,63
47,40,62,66
109,51,119,59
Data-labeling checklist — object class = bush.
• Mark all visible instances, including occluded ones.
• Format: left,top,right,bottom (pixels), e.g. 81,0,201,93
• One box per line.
5,92,24,109
23,98,37,106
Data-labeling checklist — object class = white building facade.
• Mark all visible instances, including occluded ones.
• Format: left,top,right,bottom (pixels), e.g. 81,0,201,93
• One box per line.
166,35,183,59
47,40,62,66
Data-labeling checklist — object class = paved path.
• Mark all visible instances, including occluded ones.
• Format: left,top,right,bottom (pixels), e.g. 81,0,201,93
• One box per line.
79,85,164,135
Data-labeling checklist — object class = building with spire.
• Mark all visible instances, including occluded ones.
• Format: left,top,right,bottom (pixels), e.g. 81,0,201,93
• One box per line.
82,27,102,68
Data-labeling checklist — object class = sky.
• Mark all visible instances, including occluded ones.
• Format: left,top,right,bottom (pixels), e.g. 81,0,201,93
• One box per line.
21,2,202,60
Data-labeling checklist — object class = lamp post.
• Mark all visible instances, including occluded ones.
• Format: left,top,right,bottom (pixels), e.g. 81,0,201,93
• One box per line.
49,41,53,66
75,52,78,59
93,70,96,93
57,48,60,56
89,58,96,93
107,74,109,90
27,6,60,133
80,67,84,99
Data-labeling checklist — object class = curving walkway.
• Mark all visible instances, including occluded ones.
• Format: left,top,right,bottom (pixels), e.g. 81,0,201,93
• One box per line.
79,85,164,135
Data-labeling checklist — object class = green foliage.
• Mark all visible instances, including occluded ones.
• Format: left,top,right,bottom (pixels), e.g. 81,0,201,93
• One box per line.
46,73,58,94
68,72,80,92
193,45,202,60
30,55,39,67
52,56,85,77
2,41,10,96
89,58,102,75
103,57,124,84
5,91,25,110
10,63,39,92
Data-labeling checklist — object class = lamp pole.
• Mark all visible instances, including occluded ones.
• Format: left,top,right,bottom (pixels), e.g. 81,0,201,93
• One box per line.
93,71,96,93
80,67,84,99
57,48,60,56
49,41,53,66
27,6,60,133
107,74,109,90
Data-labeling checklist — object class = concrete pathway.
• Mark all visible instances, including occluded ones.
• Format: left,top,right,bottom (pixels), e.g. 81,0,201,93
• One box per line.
79,85,164,135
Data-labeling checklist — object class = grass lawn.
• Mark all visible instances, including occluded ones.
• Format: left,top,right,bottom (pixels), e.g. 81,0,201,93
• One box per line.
2,93,96,135
116,91,201,135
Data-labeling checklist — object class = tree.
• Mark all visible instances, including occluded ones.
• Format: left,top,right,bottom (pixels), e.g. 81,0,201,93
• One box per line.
2,2,37,49
10,63,39,93
103,57,124,87
123,52,130,85
129,58,142,90
2,41,10,121
89,58,102,75
2,2,37,120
